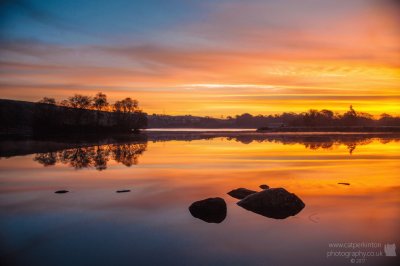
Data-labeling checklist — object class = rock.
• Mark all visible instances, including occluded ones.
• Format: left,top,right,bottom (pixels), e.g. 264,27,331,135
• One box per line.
227,188,257,199
259,184,269,189
237,188,305,219
54,190,69,194
189,197,227,223
116,189,131,193
338,183,350,186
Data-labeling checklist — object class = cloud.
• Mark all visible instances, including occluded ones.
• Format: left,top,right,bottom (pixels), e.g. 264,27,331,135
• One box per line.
0,0,105,42
182,84,278,90
0,0,399,115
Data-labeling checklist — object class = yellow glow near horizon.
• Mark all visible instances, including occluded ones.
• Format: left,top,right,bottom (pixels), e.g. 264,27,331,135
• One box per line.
0,0,399,117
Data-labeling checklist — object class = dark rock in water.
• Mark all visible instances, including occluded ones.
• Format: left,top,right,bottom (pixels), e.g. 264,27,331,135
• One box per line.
259,184,270,189
338,183,350,186
237,188,305,219
227,188,257,199
116,189,131,193
54,190,69,194
189,197,227,223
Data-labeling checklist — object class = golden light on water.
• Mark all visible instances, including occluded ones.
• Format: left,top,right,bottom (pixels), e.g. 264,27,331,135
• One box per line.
1,136,399,264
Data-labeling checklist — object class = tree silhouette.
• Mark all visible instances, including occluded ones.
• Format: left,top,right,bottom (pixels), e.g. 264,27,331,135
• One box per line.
113,97,139,113
92,92,109,111
59,99,70,107
67,94,92,109
38,97,56,105
113,100,123,112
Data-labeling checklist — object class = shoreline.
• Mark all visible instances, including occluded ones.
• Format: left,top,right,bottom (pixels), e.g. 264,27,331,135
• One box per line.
2,128,400,140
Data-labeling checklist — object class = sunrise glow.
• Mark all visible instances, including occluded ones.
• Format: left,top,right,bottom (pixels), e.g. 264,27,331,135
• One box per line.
0,0,399,116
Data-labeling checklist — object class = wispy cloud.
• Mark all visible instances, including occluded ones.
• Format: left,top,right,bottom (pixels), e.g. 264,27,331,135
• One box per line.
0,0,399,115
182,84,278,90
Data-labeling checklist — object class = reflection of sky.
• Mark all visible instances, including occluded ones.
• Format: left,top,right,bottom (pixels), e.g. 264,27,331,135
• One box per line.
1,0,399,116
0,138,399,265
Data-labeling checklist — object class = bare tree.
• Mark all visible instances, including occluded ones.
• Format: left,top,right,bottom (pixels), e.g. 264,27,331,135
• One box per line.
113,100,123,112
67,94,92,109
121,97,139,113
92,92,109,111
38,97,56,105
113,98,139,113
59,99,70,107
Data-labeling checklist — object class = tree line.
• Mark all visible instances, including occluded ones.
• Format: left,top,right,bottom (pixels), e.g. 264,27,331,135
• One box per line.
232,105,400,128
148,105,400,129
38,92,141,113
32,92,147,134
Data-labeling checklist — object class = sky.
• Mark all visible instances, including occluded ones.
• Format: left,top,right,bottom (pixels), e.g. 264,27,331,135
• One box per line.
0,0,399,116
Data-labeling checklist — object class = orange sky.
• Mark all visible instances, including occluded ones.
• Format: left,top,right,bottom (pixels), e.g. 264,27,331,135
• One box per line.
0,0,399,116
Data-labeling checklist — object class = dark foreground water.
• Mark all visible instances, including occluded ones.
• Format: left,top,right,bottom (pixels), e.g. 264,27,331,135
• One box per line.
0,133,399,266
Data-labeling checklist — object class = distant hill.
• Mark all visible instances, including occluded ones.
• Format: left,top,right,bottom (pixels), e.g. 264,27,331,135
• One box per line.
0,99,147,137
147,114,240,128
147,110,400,130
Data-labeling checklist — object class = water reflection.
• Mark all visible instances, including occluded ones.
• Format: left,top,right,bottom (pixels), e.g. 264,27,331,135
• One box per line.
148,132,399,154
34,143,147,170
222,134,389,154
0,133,399,266
0,133,399,170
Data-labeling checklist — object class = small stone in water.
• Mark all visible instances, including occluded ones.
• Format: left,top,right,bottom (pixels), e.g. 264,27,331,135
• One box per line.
55,190,69,194
116,189,131,193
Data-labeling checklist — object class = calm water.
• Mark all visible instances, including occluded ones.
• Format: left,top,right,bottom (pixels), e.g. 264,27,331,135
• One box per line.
144,128,256,132
0,133,399,266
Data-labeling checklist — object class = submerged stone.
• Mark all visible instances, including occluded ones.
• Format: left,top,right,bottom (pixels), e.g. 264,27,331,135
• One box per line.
237,188,305,219
54,190,69,194
116,189,131,193
189,197,227,223
227,188,257,199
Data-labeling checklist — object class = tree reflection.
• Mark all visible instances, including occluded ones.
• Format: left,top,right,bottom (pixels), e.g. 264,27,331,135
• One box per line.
274,138,374,155
94,146,109,171
33,152,57,166
224,134,387,154
34,142,147,170
146,132,395,155
111,143,145,166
